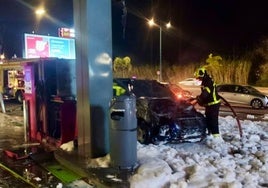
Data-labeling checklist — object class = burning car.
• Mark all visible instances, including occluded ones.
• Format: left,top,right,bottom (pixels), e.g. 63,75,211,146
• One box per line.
113,78,207,144
159,82,193,100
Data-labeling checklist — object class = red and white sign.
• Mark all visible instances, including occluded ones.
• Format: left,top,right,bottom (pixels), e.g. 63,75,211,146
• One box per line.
25,35,49,58
24,33,76,59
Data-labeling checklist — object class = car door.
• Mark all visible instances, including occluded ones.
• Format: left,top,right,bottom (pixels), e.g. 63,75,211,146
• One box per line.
225,85,250,105
234,86,252,105
218,85,237,103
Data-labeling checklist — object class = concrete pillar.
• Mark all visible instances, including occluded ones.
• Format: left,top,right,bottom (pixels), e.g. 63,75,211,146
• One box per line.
73,0,113,158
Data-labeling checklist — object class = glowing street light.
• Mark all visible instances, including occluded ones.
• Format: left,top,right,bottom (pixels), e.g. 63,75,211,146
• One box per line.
148,18,171,81
0,54,5,64
35,8,46,16
33,7,46,33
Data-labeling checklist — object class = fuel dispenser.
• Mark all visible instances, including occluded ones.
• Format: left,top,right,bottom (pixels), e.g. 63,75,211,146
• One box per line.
23,58,76,146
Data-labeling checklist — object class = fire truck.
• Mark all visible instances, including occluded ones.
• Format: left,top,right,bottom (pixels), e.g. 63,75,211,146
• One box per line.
0,59,26,103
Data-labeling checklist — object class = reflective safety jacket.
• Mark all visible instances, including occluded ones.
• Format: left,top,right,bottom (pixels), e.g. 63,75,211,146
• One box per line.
196,75,221,106
113,84,126,96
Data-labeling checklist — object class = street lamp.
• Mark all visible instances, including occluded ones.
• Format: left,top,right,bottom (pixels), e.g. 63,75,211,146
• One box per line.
148,18,171,81
0,54,5,64
35,8,46,17
33,7,46,33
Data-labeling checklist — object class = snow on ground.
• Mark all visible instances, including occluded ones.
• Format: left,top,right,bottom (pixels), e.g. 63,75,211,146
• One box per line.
1,105,267,187
129,116,268,188
61,115,268,188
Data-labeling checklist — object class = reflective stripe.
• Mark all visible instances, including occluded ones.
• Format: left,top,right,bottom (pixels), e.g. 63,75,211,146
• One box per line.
204,86,211,93
208,99,221,106
212,134,220,138
208,83,220,106
113,85,126,96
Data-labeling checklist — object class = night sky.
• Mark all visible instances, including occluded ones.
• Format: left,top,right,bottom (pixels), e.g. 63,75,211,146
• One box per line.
0,0,73,58
0,0,267,65
113,0,268,64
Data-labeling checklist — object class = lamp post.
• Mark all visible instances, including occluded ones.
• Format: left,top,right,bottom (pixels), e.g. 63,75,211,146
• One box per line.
148,18,171,82
33,7,46,33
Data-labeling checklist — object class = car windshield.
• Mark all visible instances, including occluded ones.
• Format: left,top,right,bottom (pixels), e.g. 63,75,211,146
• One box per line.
114,79,176,99
132,80,176,98
244,86,263,94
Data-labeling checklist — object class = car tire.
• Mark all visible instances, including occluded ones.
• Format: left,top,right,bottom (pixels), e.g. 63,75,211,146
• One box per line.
251,99,262,109
15,91,24,103
137,120,151,144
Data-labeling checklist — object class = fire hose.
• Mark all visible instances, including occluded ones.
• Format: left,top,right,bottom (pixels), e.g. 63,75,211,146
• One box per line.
188,96,243,138
219,95,243,138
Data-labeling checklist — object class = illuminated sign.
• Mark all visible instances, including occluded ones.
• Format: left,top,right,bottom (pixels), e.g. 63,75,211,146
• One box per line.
24,33,75,59
58,28,75,38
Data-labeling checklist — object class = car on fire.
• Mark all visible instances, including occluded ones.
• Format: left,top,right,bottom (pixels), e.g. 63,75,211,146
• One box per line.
113,78,207,145
217,84,268,109
159,82,193,100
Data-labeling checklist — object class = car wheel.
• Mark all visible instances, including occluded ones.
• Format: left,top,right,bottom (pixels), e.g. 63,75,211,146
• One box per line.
15,91,24,103
137,120,151,144
251,99,262,109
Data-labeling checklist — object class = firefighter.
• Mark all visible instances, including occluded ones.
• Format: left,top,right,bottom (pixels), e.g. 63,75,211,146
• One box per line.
194,67,221,139
113,82,126,96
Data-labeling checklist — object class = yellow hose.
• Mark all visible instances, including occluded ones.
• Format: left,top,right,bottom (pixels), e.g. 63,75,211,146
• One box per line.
0,162,38,188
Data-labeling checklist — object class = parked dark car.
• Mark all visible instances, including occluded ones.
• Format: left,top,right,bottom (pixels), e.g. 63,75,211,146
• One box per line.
113,78,207,144
217,84,268,109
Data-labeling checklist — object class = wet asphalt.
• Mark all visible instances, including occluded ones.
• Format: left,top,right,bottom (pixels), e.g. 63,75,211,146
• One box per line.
0,100,66,187
0,100,132,188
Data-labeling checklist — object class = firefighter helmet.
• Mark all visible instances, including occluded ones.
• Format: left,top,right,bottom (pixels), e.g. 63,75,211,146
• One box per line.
194,67,206,78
